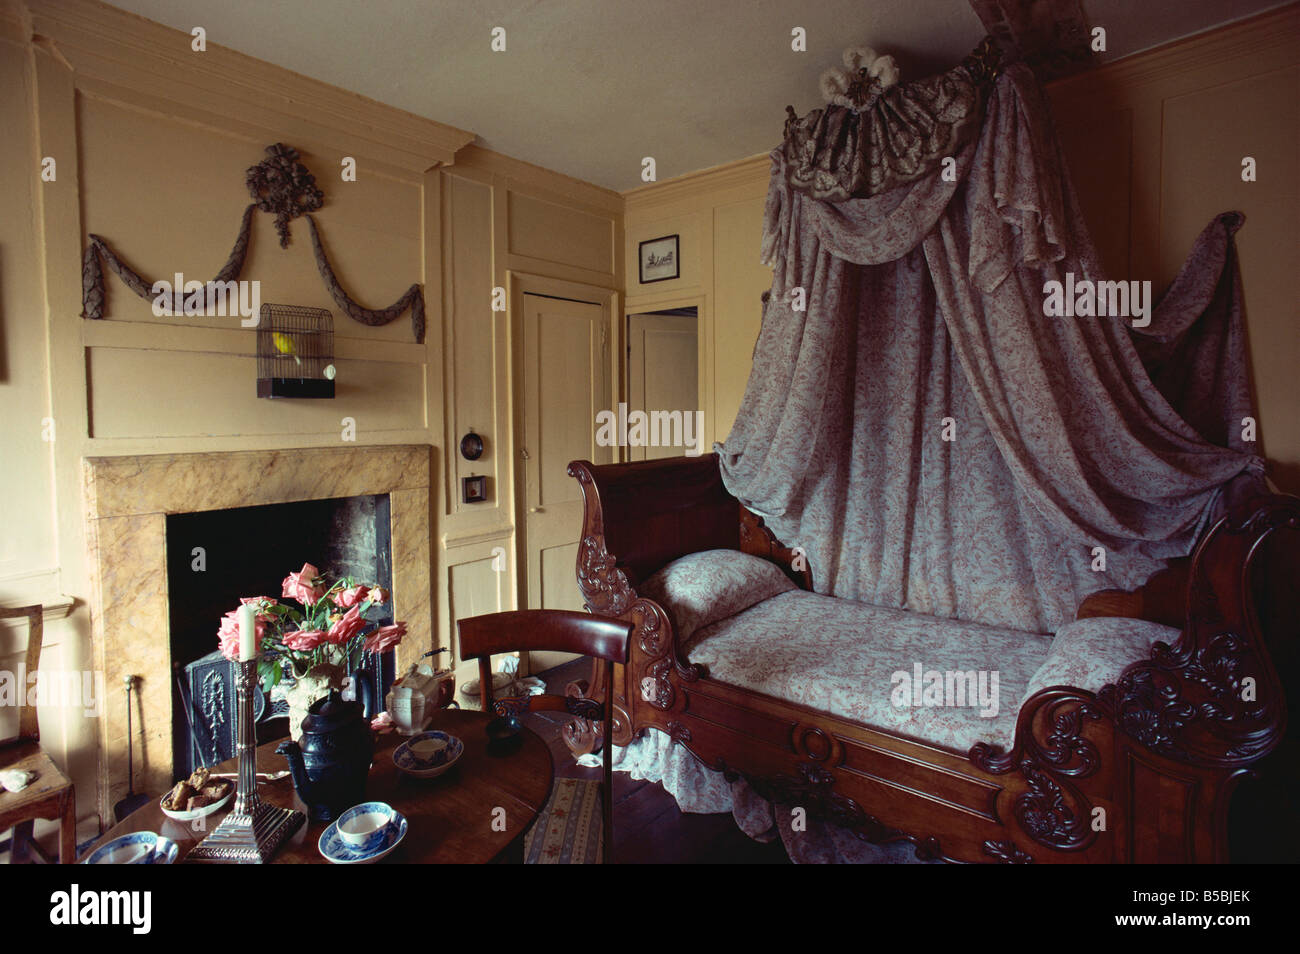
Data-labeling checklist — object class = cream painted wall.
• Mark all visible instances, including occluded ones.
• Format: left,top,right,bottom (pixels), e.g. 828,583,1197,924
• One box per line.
624,7,1300,492
0,0,620,839
1048,5,1300,491
0,1,100,837
624,156,771,449
437,146,621,684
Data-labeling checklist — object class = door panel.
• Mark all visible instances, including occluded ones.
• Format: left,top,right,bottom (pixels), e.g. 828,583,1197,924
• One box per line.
540,542,582,612
520,293,610,668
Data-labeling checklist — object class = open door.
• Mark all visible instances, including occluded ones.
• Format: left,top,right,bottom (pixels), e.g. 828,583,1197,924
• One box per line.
627,309,699,461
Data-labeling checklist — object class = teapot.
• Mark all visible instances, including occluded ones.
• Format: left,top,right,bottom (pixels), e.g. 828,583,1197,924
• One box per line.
277,689,373,822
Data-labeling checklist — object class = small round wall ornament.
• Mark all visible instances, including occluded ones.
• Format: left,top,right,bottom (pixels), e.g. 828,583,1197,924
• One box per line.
460,432,484,461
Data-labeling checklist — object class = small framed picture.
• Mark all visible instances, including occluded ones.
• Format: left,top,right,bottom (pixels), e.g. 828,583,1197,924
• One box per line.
461,475,487,504
638,235,680,284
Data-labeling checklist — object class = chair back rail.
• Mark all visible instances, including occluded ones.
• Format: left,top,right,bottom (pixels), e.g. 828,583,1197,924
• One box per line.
1,605,44,744
456,609,633,864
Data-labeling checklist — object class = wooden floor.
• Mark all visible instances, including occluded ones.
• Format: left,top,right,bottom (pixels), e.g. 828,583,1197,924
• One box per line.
520,659,789,864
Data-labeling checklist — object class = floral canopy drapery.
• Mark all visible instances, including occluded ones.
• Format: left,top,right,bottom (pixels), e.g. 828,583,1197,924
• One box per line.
716,45,1264,635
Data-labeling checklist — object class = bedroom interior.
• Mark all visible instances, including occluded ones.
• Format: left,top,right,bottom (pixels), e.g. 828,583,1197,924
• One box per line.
0,0,1297,886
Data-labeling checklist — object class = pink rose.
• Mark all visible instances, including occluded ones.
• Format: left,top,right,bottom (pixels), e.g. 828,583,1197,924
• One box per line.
363,621,407,654
326,606,365,646
281,563,326,606
369,587,389,605
282,629,326,652
332,585,370,609
217,611,265,661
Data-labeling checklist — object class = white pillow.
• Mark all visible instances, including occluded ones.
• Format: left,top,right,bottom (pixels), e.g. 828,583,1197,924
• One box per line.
639,549,798,643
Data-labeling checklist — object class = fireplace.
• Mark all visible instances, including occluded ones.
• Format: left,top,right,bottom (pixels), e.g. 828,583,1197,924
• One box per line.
167,494,395,778
83,445,433,826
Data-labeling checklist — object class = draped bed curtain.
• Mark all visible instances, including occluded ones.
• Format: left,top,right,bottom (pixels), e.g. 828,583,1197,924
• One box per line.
716,56,1263,635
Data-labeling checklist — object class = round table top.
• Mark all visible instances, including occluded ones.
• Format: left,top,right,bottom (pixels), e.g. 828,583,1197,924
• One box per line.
86,708,554,864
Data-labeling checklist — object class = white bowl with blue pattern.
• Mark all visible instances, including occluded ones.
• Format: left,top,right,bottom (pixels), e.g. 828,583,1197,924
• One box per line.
82,831,179,865
393,730,463,778
335,801,396,851
318,807,407,864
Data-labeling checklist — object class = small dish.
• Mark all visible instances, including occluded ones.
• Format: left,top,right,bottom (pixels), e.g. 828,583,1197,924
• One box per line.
336,801,395,851
159,780,234,822
408,736,447,762
393,730,463,778
318,810,407,864
82,831,179,865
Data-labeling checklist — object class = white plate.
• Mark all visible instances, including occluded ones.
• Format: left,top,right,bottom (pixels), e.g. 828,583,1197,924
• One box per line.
393,731,463,778
318,810,407,864
159,780,235,822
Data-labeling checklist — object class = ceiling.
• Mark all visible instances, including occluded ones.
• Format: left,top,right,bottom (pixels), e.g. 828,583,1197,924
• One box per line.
101,0,1287,191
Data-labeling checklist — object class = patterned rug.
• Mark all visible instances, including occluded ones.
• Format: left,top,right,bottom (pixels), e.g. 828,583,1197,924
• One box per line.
523,778,604,864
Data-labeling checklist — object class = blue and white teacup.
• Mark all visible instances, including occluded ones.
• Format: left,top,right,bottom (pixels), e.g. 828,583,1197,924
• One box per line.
335,802,395,852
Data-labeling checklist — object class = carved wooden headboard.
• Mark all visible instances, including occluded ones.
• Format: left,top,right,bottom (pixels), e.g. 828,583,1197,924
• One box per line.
568,454,740,589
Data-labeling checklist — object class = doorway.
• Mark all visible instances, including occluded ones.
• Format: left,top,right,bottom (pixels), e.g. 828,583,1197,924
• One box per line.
625,307,700,461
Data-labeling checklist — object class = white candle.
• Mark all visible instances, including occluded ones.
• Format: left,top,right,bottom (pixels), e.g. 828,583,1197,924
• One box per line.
237,604,257,661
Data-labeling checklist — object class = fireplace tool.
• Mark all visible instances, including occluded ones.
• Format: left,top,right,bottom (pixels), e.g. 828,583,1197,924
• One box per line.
113,675,151,822
187,658,304,862
174,661,210,773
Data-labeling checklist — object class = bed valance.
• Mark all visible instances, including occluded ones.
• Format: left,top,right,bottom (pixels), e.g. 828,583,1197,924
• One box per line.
719,57,1263,634
779,38,1001,202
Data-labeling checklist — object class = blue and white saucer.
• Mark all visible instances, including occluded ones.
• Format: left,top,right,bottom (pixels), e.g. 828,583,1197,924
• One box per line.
82,831,179,865
393,730,463,778
318,809,407,864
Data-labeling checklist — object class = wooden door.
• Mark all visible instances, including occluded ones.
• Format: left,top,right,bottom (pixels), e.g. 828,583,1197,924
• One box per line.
518,293,611,642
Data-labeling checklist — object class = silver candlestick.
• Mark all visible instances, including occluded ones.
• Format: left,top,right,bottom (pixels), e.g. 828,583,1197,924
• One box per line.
188,658,304,863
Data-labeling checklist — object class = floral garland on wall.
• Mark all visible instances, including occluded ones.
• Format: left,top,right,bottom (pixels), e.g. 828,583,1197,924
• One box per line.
80,143,425,343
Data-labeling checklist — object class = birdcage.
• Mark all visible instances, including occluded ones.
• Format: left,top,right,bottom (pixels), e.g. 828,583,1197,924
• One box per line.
256,303,335,398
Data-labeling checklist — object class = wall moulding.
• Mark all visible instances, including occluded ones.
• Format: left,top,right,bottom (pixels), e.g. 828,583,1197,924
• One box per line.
0,570,75,621
454,145,623,217
441,524,514,550
23,0,477,172
622,154,771,209
1046,4,1300,100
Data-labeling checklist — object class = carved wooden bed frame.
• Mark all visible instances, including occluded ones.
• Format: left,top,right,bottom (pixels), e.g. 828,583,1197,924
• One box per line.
567,454,1299,863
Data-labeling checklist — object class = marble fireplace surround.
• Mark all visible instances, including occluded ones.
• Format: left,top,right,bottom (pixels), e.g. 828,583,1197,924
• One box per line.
83,444,433,825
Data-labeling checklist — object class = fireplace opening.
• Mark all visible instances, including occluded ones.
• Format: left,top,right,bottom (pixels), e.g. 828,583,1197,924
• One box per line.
165,494,395,779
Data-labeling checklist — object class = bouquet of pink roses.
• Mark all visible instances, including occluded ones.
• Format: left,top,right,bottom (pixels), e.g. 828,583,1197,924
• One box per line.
217,562,407,689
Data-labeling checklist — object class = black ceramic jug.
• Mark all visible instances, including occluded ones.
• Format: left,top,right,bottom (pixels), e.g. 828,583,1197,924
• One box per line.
277,689,373,822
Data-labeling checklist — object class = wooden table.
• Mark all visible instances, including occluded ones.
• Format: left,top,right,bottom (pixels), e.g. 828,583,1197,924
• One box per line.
84,709,553,864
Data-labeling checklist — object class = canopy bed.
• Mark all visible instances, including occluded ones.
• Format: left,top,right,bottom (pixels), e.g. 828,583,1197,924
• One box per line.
564,35,1299,863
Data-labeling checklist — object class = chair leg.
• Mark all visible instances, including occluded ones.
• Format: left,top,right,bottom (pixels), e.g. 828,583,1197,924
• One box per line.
602,659,614,864
10,820,34,864
60,789,76,864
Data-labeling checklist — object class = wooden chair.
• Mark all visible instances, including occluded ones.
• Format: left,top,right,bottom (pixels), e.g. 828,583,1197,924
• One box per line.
0,604,76,863
457,609,632,864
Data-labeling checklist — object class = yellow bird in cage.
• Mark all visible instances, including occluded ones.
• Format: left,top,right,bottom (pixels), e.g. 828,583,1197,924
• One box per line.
271,331,302,366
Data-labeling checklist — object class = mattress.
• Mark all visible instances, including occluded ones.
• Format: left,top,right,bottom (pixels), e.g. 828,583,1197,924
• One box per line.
682,589,1053,752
